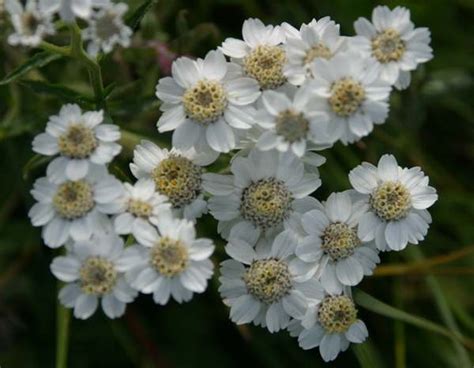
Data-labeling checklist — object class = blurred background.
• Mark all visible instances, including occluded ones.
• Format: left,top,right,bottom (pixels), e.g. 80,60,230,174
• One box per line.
0,0,473,366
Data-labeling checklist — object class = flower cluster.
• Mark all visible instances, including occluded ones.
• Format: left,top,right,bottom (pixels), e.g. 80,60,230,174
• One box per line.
25,5,437,363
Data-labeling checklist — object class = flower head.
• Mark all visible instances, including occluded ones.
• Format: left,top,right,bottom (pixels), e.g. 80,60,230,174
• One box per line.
352,6,433,89
156,49,260,156
219,230,325,332
308,52,391,144
28,165,124,248
349,154,438,251
116,217,214,305
40,0,108,22
32,104,121,182
205,149,322,242
50,233,138,319
5,0,55,47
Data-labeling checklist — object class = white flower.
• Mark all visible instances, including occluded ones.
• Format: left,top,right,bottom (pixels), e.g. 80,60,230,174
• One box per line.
220,18,287,90
289,293,368,362
113,178,172,239
293,192,380,294
51,233,137,319
28,165,124,248
5,0,55,47
40,0,108,21
219,230,325,333
255,86,331,156
32,104,121,183
308,52,391,144
116,217,214,305
283,17,345,86
156,49,260,156
349,154,438,251
205,149,322,242
129,140,210,221
352,6,433,89
83,2,132,56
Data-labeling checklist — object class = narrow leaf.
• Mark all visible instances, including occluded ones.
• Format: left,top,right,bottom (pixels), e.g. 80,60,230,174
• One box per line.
19,80,94,106
126,0,158,31
0,52,62,85
23,154,52,180
352,339,386,368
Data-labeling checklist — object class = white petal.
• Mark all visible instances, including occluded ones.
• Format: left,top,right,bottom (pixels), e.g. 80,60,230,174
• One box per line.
335,257,364,286
230,294,261,324
325,192,352,223
101,295,126,319
50,256,80,282
202,50,227,80
358,212,380,241
32,133,58,155
189,239,214,261
206,119,235,153
345,320,368,343
385,220,409,251
377,154,399,181
74,294,99,320
65,159,89,181
319,333,342,362
282,290,307,319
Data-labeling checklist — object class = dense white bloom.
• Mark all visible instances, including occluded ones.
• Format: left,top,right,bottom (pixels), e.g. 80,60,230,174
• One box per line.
83,2,132,56
28,165,123,248
219,230,325,332
32,104,121,182
130,140,210,221
288,293,368,362
51,233,137,319
293,192,380,294
205,149,322,242
113,178,172,239
5,0,55,47
40,0,108,21
117,217,214,305
220,18,287,90
308,52,391,144
255,86,332,156
352,6,433,89
349,154,438,251
283,17,345,86
156,49,260,156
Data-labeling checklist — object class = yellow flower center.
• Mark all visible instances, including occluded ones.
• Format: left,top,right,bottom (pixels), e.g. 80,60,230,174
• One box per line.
371,28,406,63
304,43,332,65
318,295,357,333
182,80,227,124
243,45,286,90
322,222,360,261
53,180,94,219
58,124,98,159
370,181,411,221
80,256,118,295
275,109,309,143
328,78,366,117
150,237,189,277
128,199,152,218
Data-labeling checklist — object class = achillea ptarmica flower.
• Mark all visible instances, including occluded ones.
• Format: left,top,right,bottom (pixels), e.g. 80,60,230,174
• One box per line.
39,0,107,22
28,165,124,248
255,87,331,156
113,178,172,239
308,52,391,144
5,0,55,47
156,49,260,155
32,104,121,182
219,230,325,332
352,6,433,89
83,2,132,56
293,192,380,294
205,149,322,242
220,18,287,90
288,293,368,362
283,17,345,86
117,217,214,305
130,140,210,221
51,233,138,319
349,154,438,251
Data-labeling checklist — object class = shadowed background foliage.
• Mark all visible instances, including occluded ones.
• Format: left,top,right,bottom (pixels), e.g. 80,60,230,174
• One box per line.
0,0,473,367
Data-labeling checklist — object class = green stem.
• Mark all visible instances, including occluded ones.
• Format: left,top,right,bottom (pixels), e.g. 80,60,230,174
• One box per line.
56,283,71,368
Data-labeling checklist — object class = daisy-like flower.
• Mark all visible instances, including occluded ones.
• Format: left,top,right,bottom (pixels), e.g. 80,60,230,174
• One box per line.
130,140,210,221
50,233,138,319
156,49,260,155
116,217,214,305
352,6,433,89
113,178,172,239
308,52,391,144
205,149,322,242
82,1,132,56
28,165,124,248
255,86,331,156
349,154,438,251
293,192,380,294
283,17,345,86
39,0,107,22
32,104,121,182
220,18,287,90
288,292,368,362
5,0,55,47
219,230,325,333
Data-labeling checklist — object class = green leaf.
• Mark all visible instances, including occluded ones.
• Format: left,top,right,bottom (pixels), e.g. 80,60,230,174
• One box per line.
126,0,158,31
352,340,386,368
0,52,62,85
19,80,94,106
22,154,52,180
